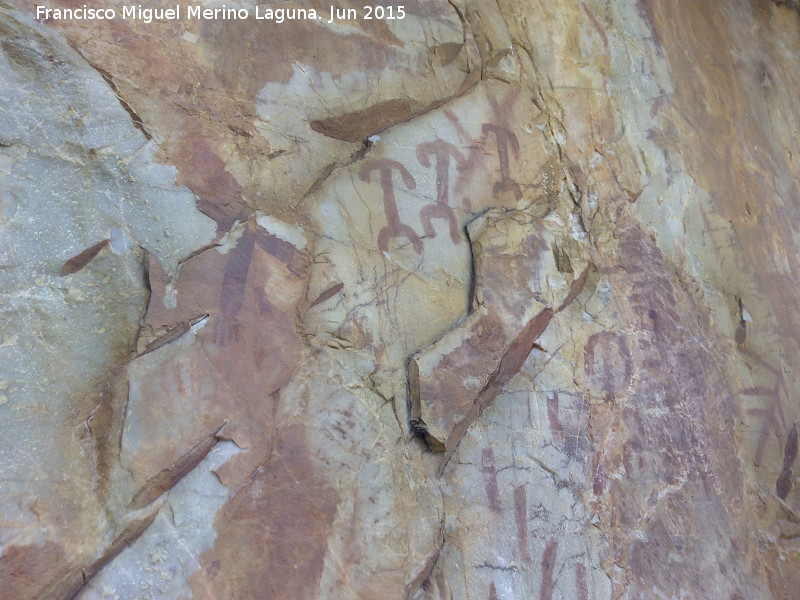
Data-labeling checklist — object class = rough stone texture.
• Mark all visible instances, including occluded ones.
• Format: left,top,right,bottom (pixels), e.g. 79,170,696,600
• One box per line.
2,0,800,599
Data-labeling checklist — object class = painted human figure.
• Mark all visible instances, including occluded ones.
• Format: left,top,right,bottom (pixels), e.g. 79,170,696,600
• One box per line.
359,158,422,254
416,139,467,244
482,123,522,200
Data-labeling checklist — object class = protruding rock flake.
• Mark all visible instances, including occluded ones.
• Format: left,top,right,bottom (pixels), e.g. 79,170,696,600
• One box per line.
1,1,799,598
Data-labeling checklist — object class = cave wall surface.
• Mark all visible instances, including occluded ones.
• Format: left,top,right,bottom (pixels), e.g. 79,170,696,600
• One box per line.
1,0,800,598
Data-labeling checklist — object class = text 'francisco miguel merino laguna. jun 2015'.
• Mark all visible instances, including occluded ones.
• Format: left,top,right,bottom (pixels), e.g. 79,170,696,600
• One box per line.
35,4,408,24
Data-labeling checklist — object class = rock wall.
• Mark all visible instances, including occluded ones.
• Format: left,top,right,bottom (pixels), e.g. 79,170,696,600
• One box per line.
1,1,799,598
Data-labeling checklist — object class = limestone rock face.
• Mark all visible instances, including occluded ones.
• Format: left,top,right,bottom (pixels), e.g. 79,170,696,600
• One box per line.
1,1,800,599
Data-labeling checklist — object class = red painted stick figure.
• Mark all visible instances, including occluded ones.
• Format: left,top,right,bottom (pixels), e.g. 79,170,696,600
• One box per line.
359,159,423,254
482,123,522,200
416,139,466,244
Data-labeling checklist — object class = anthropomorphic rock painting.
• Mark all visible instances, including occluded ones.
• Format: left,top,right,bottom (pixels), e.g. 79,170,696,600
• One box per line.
3,1,800,599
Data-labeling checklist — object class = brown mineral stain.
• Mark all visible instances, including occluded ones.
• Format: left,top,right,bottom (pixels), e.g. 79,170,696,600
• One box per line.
775,468,792,499
172,139,248,232
776,423,798,498
439,307,554,474
81,510,160,589
432,42,465,66
309,282,344,308
493,308,555,386
191,424,338,600
311,99,415,142
557,265,590,311
140,314,207,356
59,239,109,276
783,422,798,469
129,424,223,510
410,309,506,448
0,542,70,600
86,381,125,500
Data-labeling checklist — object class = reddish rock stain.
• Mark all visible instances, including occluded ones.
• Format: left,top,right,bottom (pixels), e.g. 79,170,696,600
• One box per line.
583,331,632,401
192,425,339,600
547,392,565,444
481,447,501,511
539,539,558,600
582,3,609,48
489,581,499,600
575,562,589,600
513,485,531,563
0,542,72,600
